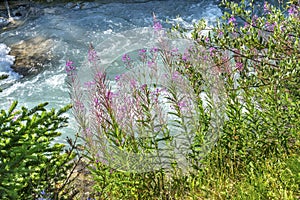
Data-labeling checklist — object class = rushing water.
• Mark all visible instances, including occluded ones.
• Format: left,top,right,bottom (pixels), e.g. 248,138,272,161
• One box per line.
0,0,224,140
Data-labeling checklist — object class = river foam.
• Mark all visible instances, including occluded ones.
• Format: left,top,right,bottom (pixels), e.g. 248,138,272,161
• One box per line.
0,43,21,90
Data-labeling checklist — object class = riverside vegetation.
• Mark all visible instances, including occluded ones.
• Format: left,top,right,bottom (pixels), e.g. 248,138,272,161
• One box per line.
0,0,299,199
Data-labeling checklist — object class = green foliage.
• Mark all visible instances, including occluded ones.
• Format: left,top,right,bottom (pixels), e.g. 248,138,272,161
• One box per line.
195,155,299,199
0,101,76,199
84,160,191,199
66,0,300,199
180,0,300,198
191,0,299,167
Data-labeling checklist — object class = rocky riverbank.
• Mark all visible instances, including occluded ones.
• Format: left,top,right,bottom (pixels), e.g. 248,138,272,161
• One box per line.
0,1,51,77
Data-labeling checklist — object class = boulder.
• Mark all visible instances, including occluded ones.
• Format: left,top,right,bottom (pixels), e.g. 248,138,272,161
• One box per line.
10,36,54,77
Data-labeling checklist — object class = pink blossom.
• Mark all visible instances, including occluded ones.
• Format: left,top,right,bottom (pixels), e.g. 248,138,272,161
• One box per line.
209,47,216,56
171,47,178,53
288,5,298,16
93,97,100,107
182,55,188,62
150,47,159,53
122,54,132,68
244,22,250,29
74,100,84,112
84,81,95,88
151,88,164,103
65,60,76,73
228,16,236,25
95,71,105,79
236,62,243,71
66,60,73,67
115,75,121,81
122,54,131,62
218,31,224,37
265,22,276,31
178,100,187,110
172,71,181,81
84,128,93,137
139,49,147,54
263,2,270,13
147,61,156,68
130,79,137,88
251,15,258,26
88,48,98,63
153,21,163,31
106,91,114,101
140,84,147,91
139,49,147,62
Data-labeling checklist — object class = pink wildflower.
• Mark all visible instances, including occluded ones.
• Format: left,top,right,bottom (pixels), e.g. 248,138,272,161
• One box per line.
65,60,76,73
228,16,236,25
115,75,121,82
178,100,187,110
153,21,163,31
288,5,298,16
122,54,131,62
236,62,243,71
209,47,216,56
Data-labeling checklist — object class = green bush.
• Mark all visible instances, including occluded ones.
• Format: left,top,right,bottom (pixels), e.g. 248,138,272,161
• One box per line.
0,101,76,199
65,0,299,199
188,0,299,166
180,0,300,198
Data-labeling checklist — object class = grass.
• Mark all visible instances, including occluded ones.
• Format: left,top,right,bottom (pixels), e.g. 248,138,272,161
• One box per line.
66,143,299,199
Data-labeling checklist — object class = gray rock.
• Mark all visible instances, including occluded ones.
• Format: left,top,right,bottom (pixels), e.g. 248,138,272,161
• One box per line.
10,36,54,77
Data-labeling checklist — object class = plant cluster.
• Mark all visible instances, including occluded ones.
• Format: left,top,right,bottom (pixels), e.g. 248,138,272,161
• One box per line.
185,0,300,163
66,0,299,199
1,0,299,199
0,101,79,199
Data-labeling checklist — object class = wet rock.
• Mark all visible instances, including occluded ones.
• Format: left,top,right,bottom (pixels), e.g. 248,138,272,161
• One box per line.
10,36,54,77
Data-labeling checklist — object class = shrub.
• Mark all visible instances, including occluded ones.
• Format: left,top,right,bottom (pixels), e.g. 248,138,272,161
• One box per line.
177,0,299,198
186,0,300,171
66,13,217,198
66,0,299,198
0,101,77,199
66,17,209,173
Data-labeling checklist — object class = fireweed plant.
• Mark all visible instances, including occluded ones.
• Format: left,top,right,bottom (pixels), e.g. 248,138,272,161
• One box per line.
66,0,299,198
66,15,224,173
172,0,299,198
186,0,300,165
